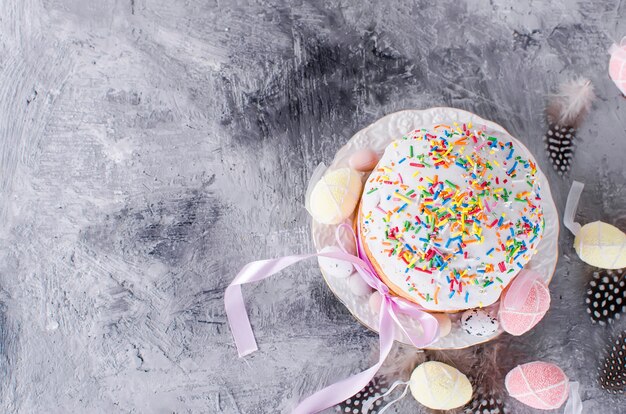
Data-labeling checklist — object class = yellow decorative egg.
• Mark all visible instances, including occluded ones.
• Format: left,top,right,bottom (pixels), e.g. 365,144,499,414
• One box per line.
574,221,626,269
308,168,362,225
409,361,473,410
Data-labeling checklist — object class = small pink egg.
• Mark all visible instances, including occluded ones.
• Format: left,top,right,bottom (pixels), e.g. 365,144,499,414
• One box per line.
368,291,383,312
432,313,452,338
609,38,626,95
348,149,380,172
499,280,550,336
505,361,569,410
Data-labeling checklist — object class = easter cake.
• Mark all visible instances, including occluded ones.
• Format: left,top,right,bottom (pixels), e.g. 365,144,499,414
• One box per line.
309,108,559,349
358,123,545,311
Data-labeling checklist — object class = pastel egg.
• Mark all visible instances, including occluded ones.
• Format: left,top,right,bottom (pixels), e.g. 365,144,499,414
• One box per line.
308,168,362,225
461,309,499,337
500,279,551,336
505,361,569,410
609,38,626,95
410,361,473,410
432,313,452,338
317,246,354,279
368,290,383,312
348,149,380,172
574,221,626,269
348,273,371,296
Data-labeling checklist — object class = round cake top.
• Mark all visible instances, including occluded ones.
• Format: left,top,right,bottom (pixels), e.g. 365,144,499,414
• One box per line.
360,122,544,311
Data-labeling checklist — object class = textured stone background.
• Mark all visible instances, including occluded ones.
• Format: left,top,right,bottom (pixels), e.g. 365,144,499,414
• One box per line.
0,0,624,413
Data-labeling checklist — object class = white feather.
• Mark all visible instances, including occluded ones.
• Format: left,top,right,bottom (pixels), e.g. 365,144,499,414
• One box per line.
547,78,596,127
376,344,425,382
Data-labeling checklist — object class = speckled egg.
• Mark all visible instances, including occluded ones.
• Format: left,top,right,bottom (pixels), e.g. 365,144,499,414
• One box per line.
318,246,354,279
461,309,499,337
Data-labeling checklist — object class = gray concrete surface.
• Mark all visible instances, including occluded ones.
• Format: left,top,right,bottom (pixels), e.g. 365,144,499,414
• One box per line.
0,0,624,413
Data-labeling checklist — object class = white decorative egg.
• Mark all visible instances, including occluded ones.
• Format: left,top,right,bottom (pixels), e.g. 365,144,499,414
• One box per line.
348,274,371,296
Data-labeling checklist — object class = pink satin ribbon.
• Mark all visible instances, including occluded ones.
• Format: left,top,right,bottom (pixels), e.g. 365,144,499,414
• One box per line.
224,223,439,413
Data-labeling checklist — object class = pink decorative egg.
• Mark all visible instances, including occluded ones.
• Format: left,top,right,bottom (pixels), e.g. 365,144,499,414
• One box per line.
368,291,383,312
348,149,379,172
609,37,626,95
505,362,569,410
499,279,551,336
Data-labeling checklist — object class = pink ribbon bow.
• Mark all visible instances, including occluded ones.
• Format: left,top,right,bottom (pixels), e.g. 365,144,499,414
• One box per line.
224,223,439,413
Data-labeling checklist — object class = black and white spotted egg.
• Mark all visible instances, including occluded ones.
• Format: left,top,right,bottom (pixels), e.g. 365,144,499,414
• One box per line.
461,309,499,337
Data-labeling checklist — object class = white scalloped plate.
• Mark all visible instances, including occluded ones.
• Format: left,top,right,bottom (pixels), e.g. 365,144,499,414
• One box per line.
312,108,559,350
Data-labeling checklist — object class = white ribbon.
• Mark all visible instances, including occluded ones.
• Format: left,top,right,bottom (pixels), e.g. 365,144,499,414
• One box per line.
563,181,585,236
563,381,583,414
362,380,410,414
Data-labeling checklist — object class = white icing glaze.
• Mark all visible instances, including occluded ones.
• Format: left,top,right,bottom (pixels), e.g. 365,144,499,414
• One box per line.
360,123,544,311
